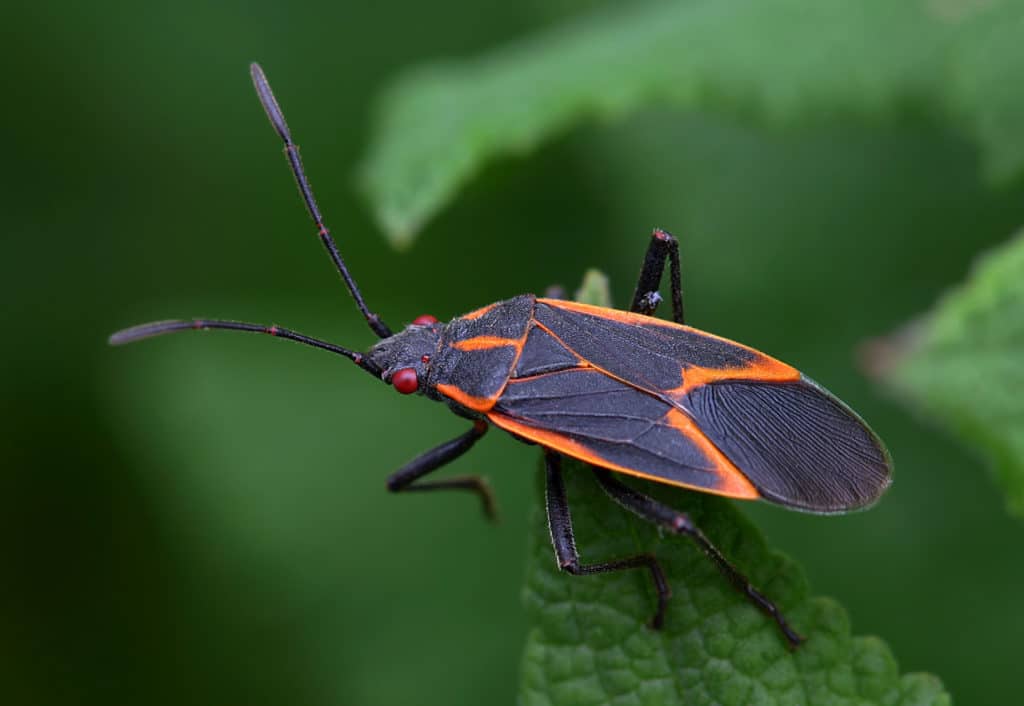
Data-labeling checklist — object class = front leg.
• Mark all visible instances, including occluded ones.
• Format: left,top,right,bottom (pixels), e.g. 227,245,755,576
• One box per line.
387,420,497,521
629,228,685,324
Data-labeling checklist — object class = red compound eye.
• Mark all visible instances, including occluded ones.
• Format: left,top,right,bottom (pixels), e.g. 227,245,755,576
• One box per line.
412,314,438,326
391,367,419,394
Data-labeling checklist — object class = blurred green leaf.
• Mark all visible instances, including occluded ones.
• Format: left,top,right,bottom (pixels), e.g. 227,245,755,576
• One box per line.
360,0,1024,246
872,230,1024,518
518,271,948,705
572,268,610,308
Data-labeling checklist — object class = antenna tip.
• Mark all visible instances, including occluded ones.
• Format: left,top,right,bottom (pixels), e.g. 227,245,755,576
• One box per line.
109,320,192,346
249,62,290,141
108,328,138,346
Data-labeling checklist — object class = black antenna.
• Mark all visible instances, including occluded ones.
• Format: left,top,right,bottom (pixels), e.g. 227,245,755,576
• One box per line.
109,319,383,376
250,62,392,339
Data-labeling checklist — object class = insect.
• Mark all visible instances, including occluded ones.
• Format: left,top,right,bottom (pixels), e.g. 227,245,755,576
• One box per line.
111,63,892,649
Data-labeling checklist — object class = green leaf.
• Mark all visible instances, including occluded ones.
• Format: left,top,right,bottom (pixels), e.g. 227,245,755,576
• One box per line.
572,268,611,309
871,230,1024,518
360,0,1024,246
517,271,948,705
519,469,949,706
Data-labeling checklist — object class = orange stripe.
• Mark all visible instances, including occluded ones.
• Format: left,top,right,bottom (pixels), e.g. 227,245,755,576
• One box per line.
435,383,496,413
660,409,758,498
537,297,653,326
438,331,529,413
537,297,777,358
668,359,799,396
487,411,760,500
537,297,800,393
458,303,497,321
451,335,521,352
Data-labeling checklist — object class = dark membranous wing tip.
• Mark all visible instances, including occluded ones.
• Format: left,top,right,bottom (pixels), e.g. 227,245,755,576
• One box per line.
685,375,892,513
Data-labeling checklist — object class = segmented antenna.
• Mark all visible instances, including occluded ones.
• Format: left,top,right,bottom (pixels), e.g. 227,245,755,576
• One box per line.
109,319,383,376
250,62,392,339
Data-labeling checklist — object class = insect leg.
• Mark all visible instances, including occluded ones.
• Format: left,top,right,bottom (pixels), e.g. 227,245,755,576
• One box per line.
386,421,497,521
592,467,804,649
629,228,685,324
544,452,671,629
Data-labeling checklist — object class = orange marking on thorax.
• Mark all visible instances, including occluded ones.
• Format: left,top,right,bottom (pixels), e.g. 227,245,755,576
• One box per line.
435,383,497,413
458,303,497,321
451,335,521,352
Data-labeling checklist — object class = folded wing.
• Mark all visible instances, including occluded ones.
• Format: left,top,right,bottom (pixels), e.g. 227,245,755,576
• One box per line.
490,368,760,500
685,377,891,512
495,300,893,513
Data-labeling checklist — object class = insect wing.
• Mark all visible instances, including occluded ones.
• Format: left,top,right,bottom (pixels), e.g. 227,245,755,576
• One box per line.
685,376,891,512
527,299,892,512
533,299,802,394
489,367,759,499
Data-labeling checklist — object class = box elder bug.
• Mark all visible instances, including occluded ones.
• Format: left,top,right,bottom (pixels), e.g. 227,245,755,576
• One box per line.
111,63,893,649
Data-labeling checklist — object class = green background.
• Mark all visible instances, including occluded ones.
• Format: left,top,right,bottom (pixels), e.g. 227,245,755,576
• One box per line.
4,1,1023,704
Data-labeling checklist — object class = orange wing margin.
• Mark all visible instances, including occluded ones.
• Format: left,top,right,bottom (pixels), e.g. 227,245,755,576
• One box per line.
488,367,760,500
488,411,758,500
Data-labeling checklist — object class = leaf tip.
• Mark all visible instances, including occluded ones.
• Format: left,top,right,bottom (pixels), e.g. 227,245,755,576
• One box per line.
573,269,611,307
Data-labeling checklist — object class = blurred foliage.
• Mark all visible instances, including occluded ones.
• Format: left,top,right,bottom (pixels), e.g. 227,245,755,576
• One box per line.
5,1,1024,705
520,274,948,705
873,230,1024,518
362,0,1024,245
